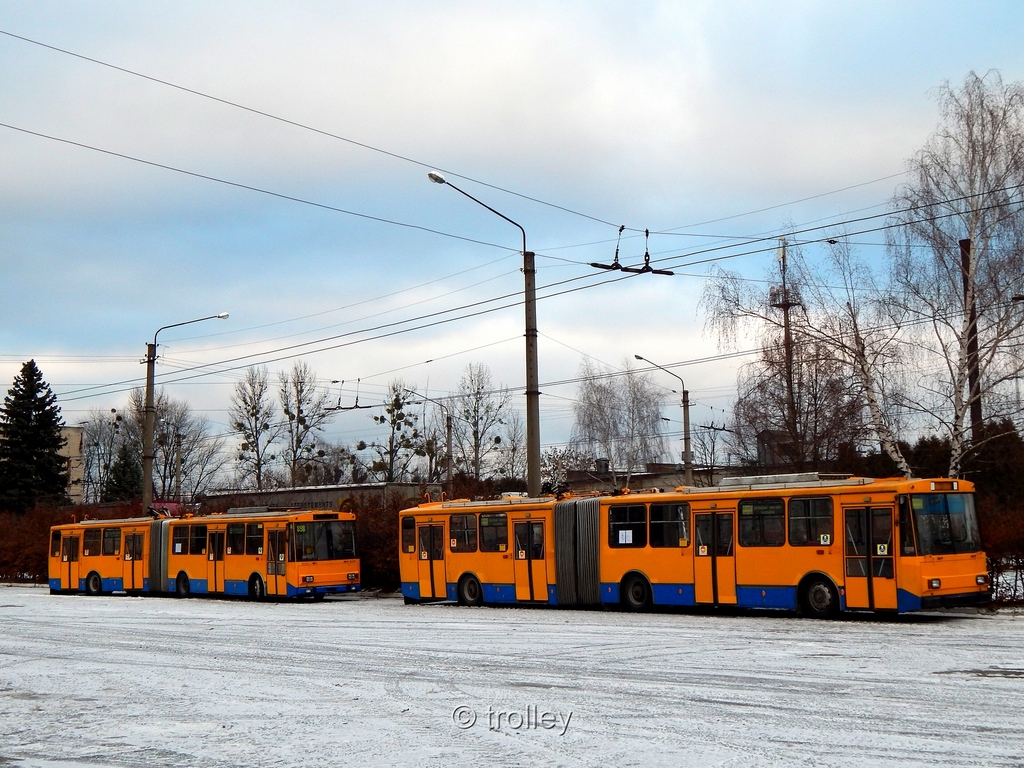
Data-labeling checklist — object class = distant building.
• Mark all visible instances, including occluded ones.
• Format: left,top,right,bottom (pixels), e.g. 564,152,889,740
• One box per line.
60,426,85,504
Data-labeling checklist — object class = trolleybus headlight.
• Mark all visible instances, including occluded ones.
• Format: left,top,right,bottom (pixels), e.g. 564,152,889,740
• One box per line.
347,573,357,581
303,576,314,583
977,575,988,585
928,578,941,589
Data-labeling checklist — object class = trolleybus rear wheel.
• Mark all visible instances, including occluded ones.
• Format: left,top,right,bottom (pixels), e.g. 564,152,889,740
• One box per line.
457,574,483,607
175,572,190,599
622,574,652,612
249,575,266,601
801,576,838,619
85,571,102,596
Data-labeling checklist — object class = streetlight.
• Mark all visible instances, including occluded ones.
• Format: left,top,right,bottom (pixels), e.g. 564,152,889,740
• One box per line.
143,312,228,510
634,354,693,486
428,172,541,497
404,388,453,499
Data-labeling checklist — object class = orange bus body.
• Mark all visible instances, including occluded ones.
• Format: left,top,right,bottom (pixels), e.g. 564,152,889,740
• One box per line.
49,507,360,600
399,476,990,616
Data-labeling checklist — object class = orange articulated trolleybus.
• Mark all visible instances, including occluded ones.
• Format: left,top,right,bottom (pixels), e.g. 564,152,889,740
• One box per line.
398,474,990,617
49,507,360,600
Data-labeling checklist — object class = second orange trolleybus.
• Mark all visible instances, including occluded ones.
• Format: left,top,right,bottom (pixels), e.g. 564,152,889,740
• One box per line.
398,474,989,617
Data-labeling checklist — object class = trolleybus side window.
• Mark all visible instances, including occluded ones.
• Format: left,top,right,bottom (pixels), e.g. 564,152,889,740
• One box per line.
51,530,62,558
172,526,189,554
897,496,916,556
738,499,785,547
102,527,121,556
788,497,833,546
401,516,416,553
479,513,508,552
450,514,478,553
226,523,245,555
84,529,101,556
609,504,647,548
245,523,264,555
190,525,208,556
650,503,689,547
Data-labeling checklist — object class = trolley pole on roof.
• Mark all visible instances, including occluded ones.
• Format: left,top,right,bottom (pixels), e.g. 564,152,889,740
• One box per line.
142,312,228,511
427,172,541,497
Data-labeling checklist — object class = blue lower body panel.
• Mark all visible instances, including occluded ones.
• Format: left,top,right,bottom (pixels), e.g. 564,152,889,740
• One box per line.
897,589,922,613
652,583,697,606
736,585,797,610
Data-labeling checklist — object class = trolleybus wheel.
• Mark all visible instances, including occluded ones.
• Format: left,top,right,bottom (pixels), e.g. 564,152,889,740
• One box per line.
85,572,102,596
249,575,266,601
801,576,838,619
312,592,326,601
622,574,652,612
457,575,484,607
175,573,191,599
404,596,418,605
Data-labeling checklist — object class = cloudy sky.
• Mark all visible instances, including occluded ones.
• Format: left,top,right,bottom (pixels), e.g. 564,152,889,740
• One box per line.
2,1,1022,457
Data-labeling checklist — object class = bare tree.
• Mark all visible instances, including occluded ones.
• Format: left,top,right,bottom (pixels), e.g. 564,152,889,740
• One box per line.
572,358,666,486
81,408,125,503
887,70,1024,477
540,445,592,490
451,364,511,482
495,407,527,481
278,362,336,487
229,366,282,491
126,388,229,500
703,236,911,476
360,380,424,482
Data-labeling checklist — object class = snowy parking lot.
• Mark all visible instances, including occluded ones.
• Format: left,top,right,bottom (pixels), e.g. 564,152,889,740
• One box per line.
1,585,1022,767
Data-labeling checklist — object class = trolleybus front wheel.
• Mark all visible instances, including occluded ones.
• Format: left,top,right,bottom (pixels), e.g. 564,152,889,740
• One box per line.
175,572,190,599
801,576,838,619
457,574,484,607
85,571,102,596
621,573,652,612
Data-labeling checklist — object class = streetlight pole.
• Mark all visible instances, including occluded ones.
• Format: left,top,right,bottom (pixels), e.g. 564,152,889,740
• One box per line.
428,172,541,497
142,312,228,511
405,389,453,499
634,354,693,486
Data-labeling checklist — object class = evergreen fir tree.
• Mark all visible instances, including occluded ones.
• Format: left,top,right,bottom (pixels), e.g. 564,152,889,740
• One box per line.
0,360,69,512
101,441,142,502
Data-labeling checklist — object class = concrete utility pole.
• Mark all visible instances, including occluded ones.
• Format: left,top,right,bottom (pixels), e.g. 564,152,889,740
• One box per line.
428,172,541,497
634,355,693,486
142,313,228,511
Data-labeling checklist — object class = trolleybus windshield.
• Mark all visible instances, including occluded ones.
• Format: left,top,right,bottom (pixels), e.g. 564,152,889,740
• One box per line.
911,493,981,555
290,520,357,561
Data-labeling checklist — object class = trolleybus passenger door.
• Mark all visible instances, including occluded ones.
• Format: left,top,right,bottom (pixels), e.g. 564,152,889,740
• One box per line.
266,527,286,597
123,533,145,591
207,530,226,594
844,507,897,610
417,524,446,600
693,512,737,605
513,520,547,602
60,535,80,591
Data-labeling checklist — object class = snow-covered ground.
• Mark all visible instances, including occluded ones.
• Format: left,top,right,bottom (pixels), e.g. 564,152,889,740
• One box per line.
1,585,1022,768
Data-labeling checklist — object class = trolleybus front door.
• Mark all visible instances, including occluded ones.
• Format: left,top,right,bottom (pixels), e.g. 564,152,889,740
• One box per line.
693,512,737,605
417,524,446,600
266,527,286,597
60,535,80,591
207,530,226,594
844,507,898,610
122,533,145,591
513,520,548,602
